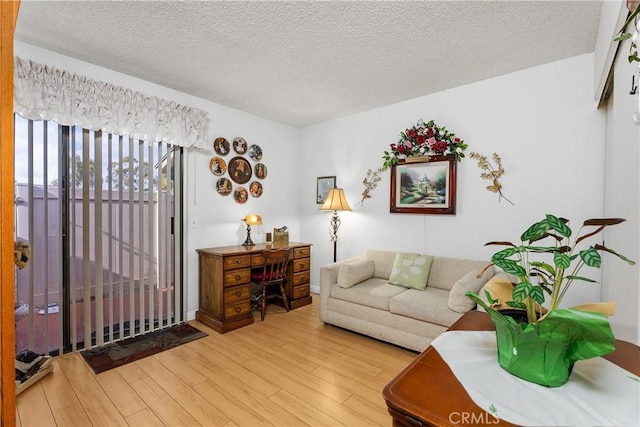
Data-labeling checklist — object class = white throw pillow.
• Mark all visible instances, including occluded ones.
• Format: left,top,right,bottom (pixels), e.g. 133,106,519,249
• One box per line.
388,253,433,290
448,266,495,313
337,259,375,288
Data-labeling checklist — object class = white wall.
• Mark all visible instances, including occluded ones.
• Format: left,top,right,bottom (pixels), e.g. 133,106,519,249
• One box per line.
14,42,302,319
602,37,640,343
300,54,610,310
184,116,301,319
16,42,636,338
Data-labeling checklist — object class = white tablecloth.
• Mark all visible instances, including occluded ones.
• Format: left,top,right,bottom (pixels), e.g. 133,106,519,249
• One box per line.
430,331,640,427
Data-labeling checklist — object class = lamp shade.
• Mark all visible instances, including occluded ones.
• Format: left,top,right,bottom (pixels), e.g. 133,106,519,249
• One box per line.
320,188,352,212
243,214,262,226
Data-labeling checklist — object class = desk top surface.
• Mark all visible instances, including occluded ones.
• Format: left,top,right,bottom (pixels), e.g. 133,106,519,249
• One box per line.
197,242,311,256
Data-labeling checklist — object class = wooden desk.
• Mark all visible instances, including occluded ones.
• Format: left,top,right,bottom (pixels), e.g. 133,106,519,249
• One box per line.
196,242,312,333
383,311,640,427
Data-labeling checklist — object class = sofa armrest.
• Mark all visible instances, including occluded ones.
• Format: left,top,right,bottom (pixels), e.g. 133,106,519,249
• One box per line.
319,255,365,321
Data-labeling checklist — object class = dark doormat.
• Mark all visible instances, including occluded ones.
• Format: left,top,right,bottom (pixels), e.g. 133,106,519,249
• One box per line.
80,323,207,374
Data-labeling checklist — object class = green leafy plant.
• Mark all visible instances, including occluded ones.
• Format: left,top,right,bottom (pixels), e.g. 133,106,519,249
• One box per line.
615,3,640,63
480,214,635,323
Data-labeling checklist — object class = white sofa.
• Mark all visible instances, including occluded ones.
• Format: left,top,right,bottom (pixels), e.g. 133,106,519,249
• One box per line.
319,249,495,352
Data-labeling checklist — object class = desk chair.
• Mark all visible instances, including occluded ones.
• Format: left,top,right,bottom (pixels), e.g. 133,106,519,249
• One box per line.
251,248,292,321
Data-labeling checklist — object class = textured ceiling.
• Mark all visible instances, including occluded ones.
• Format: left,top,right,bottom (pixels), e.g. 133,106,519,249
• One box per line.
15,1,603,128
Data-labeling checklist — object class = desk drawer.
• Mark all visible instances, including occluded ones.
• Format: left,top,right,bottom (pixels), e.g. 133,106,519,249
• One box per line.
293,284,310,299
293,271,310,286
251,253,265,267
293,246,311,259
224,284,250,303
225,269,250,286
293,258,310,272
225,255,251,269
225,301,250,319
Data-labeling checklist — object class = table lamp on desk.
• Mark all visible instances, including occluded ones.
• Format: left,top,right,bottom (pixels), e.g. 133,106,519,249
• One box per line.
242,214,262,246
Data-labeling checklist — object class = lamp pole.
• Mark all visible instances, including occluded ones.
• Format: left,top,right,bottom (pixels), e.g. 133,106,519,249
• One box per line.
329,210,341,262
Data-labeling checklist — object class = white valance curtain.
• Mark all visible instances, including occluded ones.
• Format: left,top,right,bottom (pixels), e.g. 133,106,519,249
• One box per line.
14,56,210,149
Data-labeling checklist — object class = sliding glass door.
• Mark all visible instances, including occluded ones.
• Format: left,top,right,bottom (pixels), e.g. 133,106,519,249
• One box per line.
14,115,184,355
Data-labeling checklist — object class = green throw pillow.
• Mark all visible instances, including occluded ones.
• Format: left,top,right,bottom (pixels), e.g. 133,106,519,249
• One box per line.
388,253,433,290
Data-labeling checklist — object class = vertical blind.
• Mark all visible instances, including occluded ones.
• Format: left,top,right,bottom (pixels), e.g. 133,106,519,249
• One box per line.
14,115,184,355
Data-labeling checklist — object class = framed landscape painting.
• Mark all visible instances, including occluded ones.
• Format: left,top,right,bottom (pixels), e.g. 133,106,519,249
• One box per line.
390,155,457,215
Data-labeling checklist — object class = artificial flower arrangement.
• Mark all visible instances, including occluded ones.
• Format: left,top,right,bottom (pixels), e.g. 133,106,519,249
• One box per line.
382,119,468,169
358,167,384,206
358,119,468,205
466,214,636,386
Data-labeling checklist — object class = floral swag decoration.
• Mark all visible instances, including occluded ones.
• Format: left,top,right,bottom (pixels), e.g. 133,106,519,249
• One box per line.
358,119,468,205
382,119,468,169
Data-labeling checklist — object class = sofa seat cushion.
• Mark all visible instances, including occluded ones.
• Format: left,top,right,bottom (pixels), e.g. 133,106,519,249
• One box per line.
325,298,448,352
330,278,407,310
390,288,464,327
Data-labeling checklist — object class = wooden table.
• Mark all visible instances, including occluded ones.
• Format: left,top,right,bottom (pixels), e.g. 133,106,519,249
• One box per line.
383,311,640,427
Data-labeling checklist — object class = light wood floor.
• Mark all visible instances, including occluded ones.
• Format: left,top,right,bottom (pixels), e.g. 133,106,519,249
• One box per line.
15,294,418,426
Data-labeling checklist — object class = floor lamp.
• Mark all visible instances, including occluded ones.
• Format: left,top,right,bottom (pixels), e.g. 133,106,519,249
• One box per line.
320,188,352,262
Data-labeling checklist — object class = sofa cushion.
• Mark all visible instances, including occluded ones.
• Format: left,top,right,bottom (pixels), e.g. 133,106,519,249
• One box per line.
330,278,407,310
337,259,375,288
390,288,464,327
448,265,496,313
388,253,433,290
364,249,400,279
428,257,490,291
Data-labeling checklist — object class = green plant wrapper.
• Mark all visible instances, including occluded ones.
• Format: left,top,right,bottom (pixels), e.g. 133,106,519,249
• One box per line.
466,292,615,387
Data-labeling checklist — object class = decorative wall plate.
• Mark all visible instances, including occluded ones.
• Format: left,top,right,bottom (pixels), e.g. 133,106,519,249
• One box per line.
216,177,232,195
209,157,227,176
254,163,267,179
249,181,263,198
233,137,248,154
213,137,230,156
228,156,252,184
234,187,248,204
248,144,263,161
